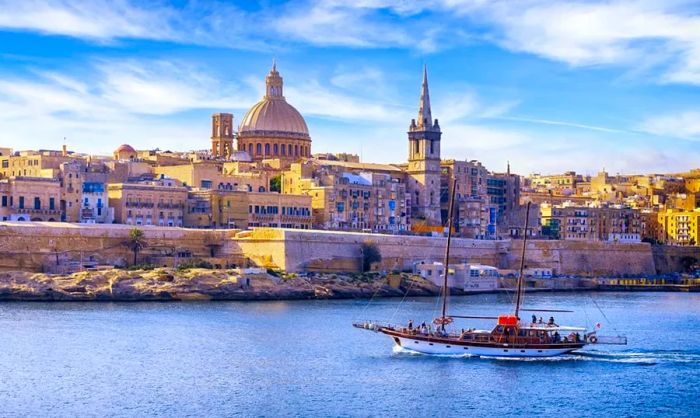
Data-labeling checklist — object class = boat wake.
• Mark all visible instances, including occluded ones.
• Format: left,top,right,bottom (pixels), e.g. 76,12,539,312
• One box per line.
392,345,700,365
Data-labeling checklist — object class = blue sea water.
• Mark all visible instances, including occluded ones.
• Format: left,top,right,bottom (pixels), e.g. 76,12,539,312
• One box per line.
0,292,698,417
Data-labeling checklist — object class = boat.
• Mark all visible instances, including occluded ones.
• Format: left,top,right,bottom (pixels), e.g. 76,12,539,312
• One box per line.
354,180,626,358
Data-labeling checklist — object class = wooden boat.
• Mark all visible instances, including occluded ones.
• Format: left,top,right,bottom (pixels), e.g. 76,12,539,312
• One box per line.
354,180,626,358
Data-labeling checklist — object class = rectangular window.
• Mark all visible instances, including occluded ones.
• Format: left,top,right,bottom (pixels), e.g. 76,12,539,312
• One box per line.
19,196,24,209
1,196,6,207
49,197,55,210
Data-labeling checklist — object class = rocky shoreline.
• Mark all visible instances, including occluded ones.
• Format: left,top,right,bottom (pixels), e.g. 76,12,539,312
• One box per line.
0,269,454,302
0,269,696,302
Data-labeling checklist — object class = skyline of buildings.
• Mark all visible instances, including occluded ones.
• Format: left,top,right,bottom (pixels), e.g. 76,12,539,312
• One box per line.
1,62,698,247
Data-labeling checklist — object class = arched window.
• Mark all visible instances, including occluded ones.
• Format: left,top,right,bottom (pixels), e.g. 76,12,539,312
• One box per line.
294,145,299,156
248,143,253,154
281,144,286,156
273,144,278,155
256,143,262,155
258,186,266,192
265,143,270,155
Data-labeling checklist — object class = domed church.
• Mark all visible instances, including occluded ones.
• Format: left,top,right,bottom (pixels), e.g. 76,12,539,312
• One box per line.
236,61,311,162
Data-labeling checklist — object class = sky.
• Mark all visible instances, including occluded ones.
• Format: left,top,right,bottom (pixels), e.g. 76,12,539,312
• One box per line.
0,0,699,176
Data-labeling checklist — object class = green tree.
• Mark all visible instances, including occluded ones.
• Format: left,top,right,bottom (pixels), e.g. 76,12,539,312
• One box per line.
124,228,147,266
270,175,282,193
360,241,382,272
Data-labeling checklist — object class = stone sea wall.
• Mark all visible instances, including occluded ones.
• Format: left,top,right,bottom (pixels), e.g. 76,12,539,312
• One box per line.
0,221,685,276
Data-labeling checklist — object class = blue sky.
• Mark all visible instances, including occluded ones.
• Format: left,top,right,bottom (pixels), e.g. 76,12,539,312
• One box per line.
0,0,698,175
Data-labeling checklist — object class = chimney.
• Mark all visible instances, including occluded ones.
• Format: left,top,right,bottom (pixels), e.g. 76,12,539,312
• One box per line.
62,144,67,157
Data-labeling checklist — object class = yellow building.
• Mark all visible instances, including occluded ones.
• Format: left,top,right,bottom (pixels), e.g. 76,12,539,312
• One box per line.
0,149,76,179
0,177,62,221
185,189,249,229
154,161,271,192
247,192,312,229
108,181,188,226
658,209,700,246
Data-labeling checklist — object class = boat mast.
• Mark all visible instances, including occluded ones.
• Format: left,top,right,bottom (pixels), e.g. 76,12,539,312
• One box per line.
514,201,531,319
439,178,458,329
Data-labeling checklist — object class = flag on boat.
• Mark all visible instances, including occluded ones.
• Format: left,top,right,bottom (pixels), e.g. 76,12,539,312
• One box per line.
595,322,602,329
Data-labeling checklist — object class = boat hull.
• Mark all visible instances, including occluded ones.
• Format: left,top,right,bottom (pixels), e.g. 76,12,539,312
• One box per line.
383,330,585,358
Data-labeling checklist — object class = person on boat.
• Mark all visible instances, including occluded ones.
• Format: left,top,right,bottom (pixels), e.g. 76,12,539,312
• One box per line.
408,320,413,331
532,314,537,324
575,332,581,343
553,331,560,342
538,317,543,324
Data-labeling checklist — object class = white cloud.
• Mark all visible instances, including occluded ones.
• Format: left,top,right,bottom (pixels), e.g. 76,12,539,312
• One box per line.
0,59,260,153
0,0,174,41
440,0,700,84
640,110,700,140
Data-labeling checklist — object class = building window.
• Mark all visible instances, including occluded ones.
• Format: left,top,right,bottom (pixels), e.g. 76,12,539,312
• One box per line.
19,196,24,209
256,143,262,155
1,196,6,207
265,143,270,155
273,144,278,155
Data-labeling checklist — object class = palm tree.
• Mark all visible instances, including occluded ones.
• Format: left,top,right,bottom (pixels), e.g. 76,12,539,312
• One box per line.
125,228,147,266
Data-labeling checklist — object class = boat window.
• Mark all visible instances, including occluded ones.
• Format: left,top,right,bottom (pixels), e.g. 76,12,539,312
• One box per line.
495,326,504,333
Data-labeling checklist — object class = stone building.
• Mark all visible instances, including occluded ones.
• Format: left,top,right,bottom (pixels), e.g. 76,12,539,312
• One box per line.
540,202,642,242
237,62,311,163
283,160,409,232
658,208,700,246
108,180,188,226
247,192,312,229
0,148,75,179
0,177,62,221
185,189,249,229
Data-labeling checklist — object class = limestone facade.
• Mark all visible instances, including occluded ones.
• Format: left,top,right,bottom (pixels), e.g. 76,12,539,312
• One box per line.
0,177,62,221
108,181,188,226
540,203,642,242
283,160,409,232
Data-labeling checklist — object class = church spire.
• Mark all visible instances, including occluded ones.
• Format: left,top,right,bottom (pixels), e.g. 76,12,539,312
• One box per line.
417,64,433,130
265,60,284,99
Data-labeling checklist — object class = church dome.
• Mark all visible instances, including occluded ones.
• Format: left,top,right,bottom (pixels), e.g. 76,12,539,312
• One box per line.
238,62,310,140
115,144,136,154
239,99,309,139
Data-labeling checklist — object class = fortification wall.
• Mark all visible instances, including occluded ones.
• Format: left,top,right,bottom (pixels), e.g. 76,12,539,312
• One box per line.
0,223,665,276
652,245,700,274
0,222,236,272
507,240,656,276
235,229,508,272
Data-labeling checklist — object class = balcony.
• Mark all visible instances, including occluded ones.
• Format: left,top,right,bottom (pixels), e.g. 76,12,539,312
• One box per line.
15,207,62,215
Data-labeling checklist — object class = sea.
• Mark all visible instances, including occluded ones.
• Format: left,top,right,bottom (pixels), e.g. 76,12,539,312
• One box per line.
0,291,698,417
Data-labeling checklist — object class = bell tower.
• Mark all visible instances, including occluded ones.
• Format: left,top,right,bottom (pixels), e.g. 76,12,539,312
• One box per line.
211,112,234,158
407,66,442,227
